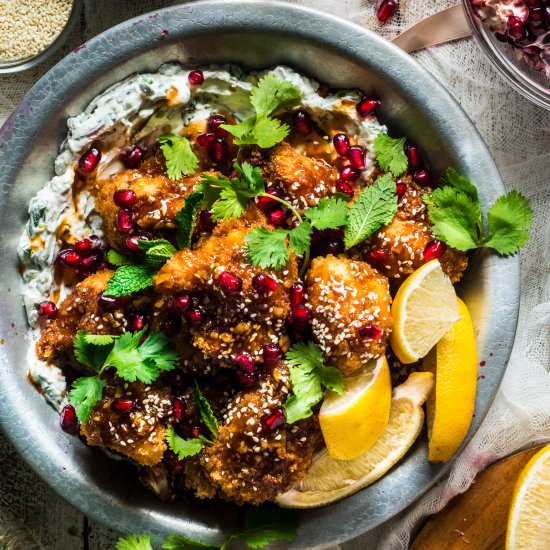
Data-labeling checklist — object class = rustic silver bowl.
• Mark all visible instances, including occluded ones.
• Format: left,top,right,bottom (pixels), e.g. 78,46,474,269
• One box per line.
0,1,519,548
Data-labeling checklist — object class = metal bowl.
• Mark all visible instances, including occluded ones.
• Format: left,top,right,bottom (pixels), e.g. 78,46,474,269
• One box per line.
0,1,519,547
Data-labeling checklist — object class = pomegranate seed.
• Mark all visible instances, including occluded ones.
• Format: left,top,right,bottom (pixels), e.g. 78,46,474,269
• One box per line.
414,169,432,187
97,292,124,311
252,273,278,295
364,247,389,266
237,370,258,389
256,189,283,212
168,294,191,312
197,210,216,233
208,137,227,163
268,209,285,227
74,238,92,254
545,7,550,27
347,146,366,170
188,69,204,86
57,249,81,268
123,145,144,169
114,189,137,209
396,183,407,197
405,145,421,170
235,352,256,373
423,240,447,261
332,133,351,156
60,405,79,435
377,0,398,23
129,314,146,331
116,209,134,233
356,97,380,117
184,306,205,326
507,15,525,41
339,165,361,182
191,426,202,438
38,300,58,320
218,271,242,295
336,181,354,197
290,283,305,307
164,450,185,474
293,110,313,136
262,344,282,366
287,304,312,327
262,407,286,431
359,324,384,340
78,147,101,173
196,132,216,148
111,398,134,414
208,114,229,137
125,234,147,251
78,252,102,271
172,397,185,421
161,316,181,335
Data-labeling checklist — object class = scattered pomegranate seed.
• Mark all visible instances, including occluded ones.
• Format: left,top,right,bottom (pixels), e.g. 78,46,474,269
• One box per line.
405,145,421,170
237,370,258,389
196,132,217,148
60,404,79,435
114,189,137,209
507,15,525,41
208,137,227,163
125,234,146,251
74,238,93,254
377,0,398,24
218,271,242,295
252,273,278,295
396,183,407,197
339,165,361,182
256,189,283,212
333,133,351,156
116,209,134,233
123,145,144,169
111,398,134,414
336,181,354,197
287,304,312,327
268,209,285,227
161,316,181,336
356,97,380,117
184,306,205,326
262,407,286,431
78,147,101,173
172,397,186,421
188,70,204,86
262,344,282,367
527,7,546,34
197,210,216,233
97,292,124,311
364,247,389,266
168,294,191,312
423,240,447,261
359,323,384,340
235,352,256,373
293,110,313,136
129,314,146,331
290,283,305,307
191,426,202,438
414,169,432,187
347,146,366,170
38,300,58,320
57,249,81,268
78,252,102,271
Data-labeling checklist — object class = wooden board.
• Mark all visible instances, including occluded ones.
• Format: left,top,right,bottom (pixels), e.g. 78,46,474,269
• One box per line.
411,446,544,550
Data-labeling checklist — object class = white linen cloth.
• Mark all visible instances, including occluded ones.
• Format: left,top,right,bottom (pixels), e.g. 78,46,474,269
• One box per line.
0,1,549,548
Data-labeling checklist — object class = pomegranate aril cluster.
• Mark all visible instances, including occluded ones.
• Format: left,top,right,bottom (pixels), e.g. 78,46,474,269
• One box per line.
57,235,105,277
196,114,231,165
235,352,258,388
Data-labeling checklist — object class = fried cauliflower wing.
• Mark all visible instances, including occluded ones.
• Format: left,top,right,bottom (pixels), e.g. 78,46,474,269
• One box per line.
306,255,392,375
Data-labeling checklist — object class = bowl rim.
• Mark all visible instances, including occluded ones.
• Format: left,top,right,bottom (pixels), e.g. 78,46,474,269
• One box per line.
0,1,520,547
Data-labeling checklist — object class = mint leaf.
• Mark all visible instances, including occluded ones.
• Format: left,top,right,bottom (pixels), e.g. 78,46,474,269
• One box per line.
105,264,157,297
175,192,204,249
107,249,132,267
74,330,114,370
138,238,177,268
162,535,219,550
288,222,312,256
245,227,290,270
305,197,348,230
158,134,199,180
116,534,154,550
344,174,398,249
69,375,106,423
240,505,298,548
165,426,210,460
192,380,219,438
373,134,408,177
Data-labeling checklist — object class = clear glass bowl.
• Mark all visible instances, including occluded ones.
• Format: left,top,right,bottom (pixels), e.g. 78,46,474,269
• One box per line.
462,0,550,111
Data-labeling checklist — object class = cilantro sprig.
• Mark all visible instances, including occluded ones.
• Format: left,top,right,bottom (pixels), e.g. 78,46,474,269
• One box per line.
425,168,532,255
373,134,408,177
283,342,344,424
221,74,302,149
166,426,211,459
158,134,199,180
68,327,179,423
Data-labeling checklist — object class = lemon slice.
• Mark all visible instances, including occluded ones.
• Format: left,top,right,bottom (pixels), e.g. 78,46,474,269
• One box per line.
423,297,477,462
319,355,391,460
507,444,550,549
276,371,434,508
391,259,460,364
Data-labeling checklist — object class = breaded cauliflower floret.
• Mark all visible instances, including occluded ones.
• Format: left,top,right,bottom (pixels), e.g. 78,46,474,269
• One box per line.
306,255,392,375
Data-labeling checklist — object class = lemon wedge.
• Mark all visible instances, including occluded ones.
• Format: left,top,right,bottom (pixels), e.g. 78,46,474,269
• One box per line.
391,259,460,364
319,355,391,460
423,297,478,462
276,371,434,508
507,444,550,549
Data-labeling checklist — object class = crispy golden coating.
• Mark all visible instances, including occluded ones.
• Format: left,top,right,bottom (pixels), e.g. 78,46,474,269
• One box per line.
200,363,320,505
36,270,122,361
80,379,172,467
306,255,392,375
364,180,468,283
154,205,298,366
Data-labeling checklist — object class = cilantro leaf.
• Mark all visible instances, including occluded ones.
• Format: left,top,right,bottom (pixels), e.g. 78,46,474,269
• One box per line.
69,375,106,423
440,167,479,202
484,190,532,255
240,505,298,549
138,238,177,268
288,222,312,256
305,197,348,230
250,74,302,117
107,249,132,267
158,134,199,180
373,134,408,177
245,227,290,270
344,173,398,249
116,534,154,550
252,117,290,149
83,334,118,345
175,192,204,249
166,426,210,459
192,380,219,438
105,264,157,297
221,117,256,146
74,330,114,370
235,162,265,194
162,535,219,550
284,342,343,424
